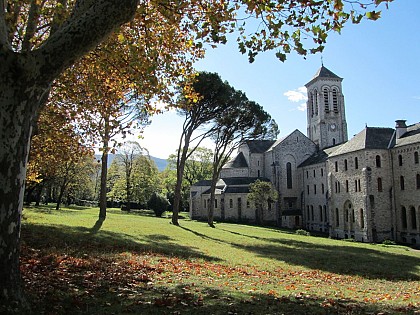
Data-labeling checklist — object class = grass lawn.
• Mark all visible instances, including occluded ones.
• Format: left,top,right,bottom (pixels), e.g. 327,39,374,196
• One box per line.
19,205,420,314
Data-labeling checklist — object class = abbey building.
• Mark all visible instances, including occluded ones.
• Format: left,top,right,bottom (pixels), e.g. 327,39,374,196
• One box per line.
189,66,420,245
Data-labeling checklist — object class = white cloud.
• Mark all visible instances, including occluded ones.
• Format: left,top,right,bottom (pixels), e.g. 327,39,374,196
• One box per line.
297,103,307,111
283,87,307,103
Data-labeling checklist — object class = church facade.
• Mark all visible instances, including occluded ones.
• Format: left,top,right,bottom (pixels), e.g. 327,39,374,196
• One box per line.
189,66,420,245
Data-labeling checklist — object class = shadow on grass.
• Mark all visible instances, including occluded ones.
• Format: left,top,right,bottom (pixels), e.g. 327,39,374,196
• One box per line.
21,223,221,262
217,228,420,281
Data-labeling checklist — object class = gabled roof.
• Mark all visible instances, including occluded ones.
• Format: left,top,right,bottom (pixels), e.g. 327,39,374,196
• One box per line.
224,151,248,168
221,177,269,186
245,140,276,153
394,122,420,148
305,65,342,86
329,127,394,157
267,129,310,152
298,144,343,167
192,180,213,187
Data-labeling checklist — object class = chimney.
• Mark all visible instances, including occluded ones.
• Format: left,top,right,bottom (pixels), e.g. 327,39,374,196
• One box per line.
395,120,407,139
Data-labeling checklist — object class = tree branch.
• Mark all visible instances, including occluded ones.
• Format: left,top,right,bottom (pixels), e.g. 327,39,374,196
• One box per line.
33,0,137,83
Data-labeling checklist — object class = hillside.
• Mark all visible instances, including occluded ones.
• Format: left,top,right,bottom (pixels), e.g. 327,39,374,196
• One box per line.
94,154,168,172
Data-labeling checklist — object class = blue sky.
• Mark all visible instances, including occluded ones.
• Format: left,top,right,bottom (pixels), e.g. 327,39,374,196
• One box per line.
140,1,420,159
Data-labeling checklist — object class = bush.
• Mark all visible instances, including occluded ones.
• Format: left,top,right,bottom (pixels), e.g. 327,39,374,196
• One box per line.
382,239,397,246
147,192,170,217
295,229,310,236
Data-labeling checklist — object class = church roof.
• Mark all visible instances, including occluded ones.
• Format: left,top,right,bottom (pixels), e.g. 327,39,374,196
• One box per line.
224,151,248,168
192,180,213,187
305,65,342,86
246,140,276,153
329,127,394,157
313,66,341,80
394,122,420,148
221,177,269,186
298,145,342,167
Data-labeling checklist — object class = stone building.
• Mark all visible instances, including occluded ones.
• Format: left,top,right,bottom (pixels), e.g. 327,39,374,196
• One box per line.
189,66,420,245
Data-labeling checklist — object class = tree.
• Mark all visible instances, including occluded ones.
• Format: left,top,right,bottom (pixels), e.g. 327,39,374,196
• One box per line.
0,0,392,309
248,180,279,225
118,141,148,212
206,84,279,227
171,72,234,225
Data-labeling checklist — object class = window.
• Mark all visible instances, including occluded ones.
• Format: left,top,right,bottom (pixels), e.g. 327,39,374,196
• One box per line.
314,90,318,116
401,207,407,229
229,199,233,208
355,157,359,169
345,209,349,222
286,162,292,189
307,185,310,195
323,88,329,112
311,206,314,221
306,171,309,178
319,206,323,222
214,199,218,208
335,161,338,172
410,207,417,229
310,92,314,117
375,155,381,168
336,208,339,226
377,177,383,192
257,170,260,177
344,159,348,171
332,88,339,112
398,154,403,166
313,169,316,177
360,209,365,228
417,174,420,189
358,179,361,192
415,151,419,164
204,199,207,209
307,206,310,219
314,184,317,194
352,209,355,223
321,183,325,194
323,206,327,222
400,176,405,190
321,168,324,177
354,180,358,192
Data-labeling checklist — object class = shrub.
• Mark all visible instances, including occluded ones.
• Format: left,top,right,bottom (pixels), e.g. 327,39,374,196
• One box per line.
147,192,170,217
295,229,310,236
382,239,397,246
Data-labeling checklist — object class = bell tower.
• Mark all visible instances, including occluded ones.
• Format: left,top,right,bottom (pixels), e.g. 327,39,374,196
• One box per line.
305,66,348,149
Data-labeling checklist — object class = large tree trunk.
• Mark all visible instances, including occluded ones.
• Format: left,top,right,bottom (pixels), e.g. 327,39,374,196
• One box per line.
0,59,45,311
99,148,109,220
0,1,138,309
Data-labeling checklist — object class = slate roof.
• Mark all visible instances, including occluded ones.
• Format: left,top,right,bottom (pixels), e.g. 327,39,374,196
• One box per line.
224,187,250,194
329,127,394,157
298,144,344,167
224,151,248,168
221,177,270,186
192,180,213,187
305,65,342,86
246,140,276,153
394,122,420,148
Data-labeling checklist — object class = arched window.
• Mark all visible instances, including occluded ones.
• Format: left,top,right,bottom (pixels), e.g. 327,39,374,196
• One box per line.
332,88,339,112
314,90,318,116
398,154,403,166
310,92,314,117
335,161,338,172
335,208,339,226
415,151,419,164
345,180,349,192
355,157,359,169
286,162,292,189
375,155,381,168
400,176,405,190
401,207,407,229
377,177,383,192
410,207,417,229
323,88,329,112
344,159,348,171
417,174,420,189
360,209,365,228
